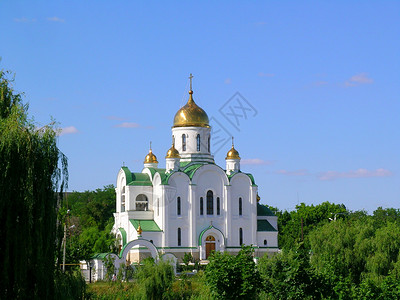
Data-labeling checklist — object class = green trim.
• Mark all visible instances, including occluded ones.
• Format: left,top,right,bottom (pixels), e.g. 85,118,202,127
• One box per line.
130,219,162,232
198,225,225,246
121,167,133,185
257,203,276,216
227,171,257,186
257,219,277,232
118,228,127,246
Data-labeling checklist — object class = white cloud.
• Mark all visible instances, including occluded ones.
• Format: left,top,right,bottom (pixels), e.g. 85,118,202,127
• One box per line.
59,126,78,136
241,158,273,165
258,72,275,77
114,122,140,128
319,168,392,181
345,73,373,87
276,169,308,176
47,17,65,23
224,78,232,84
14,17,36,23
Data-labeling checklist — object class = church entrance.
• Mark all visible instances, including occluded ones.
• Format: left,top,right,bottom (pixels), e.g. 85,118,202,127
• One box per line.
205,235,216,259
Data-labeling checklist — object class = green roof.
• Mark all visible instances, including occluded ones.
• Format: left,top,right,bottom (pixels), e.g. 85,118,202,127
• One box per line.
128,172,152,186
146,167,171,185
183,163,207,179
130,219,162,232
257,203,276,216
121,167,133,185
257,219,277,232
227,171,257,186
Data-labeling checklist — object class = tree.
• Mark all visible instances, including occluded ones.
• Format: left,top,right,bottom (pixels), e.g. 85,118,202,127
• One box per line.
0,69,68,298
205,246,261,299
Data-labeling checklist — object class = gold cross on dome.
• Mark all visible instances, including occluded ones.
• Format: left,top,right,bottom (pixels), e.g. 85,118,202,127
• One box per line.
189,73,193,91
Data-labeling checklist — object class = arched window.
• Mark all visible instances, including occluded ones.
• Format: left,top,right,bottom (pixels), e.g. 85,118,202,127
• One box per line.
207,190,213,215
136,194,148,211
239,197,242,216
208,135,210,152
177,197,181,215
121,186,126,212
200,197,204,215
239,228,243,245
217,197,220,215
197,134,201,151
182,134,186,151
178,228,181,246
264,239,267,246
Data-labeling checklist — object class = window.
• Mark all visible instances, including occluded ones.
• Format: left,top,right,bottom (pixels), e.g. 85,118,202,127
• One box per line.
239,228,243,245
136,194,148,211
207,190,213,215
217,197,220,215
177,197,181,215
239,197,242,216
178,228,181,246
200,197,204,215
264,239,267,246
196,134,201,151
121,186,126,212
208,135,210,152
182,134,186,151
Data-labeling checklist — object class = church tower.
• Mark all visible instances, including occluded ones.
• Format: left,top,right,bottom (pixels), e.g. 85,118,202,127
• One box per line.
171,74,214,163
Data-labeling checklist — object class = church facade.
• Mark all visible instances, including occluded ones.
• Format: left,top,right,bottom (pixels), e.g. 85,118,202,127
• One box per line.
112,81,278,262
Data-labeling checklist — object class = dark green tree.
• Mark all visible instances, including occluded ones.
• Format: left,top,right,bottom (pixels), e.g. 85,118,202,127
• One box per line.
0,69,68,298
205,246,261,299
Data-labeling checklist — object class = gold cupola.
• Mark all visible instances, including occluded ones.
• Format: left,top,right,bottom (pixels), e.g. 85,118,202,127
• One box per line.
173,74,209,128
225,137,240,160
144,143,158,164
165,143,180,159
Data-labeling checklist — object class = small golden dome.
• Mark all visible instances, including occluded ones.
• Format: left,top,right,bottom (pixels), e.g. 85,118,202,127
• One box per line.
173,90,210,128
144,148,158,164
257,194,261,202
137,224,142,236
165,143,180,159
226,137,240,159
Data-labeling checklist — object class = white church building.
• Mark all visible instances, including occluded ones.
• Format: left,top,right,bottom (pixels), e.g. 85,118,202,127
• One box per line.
112,78,278,263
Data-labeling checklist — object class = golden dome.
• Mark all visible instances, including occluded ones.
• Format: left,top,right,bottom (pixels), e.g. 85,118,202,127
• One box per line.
137,224,142,236
144,148,158,164
226,138,240,159
173,90,210,128
165,143,180,159
257,194,261,202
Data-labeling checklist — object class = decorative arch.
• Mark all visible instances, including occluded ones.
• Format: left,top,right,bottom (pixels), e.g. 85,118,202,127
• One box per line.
119,238,159,261
190,164,229,186
198,225,225,260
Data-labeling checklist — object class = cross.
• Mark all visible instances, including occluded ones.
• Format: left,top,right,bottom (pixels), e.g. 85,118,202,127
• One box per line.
189,73,193,90
150,141,152,150
232,136,234,147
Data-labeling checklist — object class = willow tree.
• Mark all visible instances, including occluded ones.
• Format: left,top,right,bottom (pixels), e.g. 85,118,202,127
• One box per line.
0,69,68,299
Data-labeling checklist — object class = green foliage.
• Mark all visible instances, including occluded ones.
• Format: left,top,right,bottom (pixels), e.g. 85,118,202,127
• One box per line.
258,243,328,300
54,269,87,300
0,69,68,298
62,185,118,262
205,246,261,299
276,201,348,250
134,258,175,300
102,255,116,281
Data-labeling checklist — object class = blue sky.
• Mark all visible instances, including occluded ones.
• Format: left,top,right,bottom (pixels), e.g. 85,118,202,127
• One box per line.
1,1,399,213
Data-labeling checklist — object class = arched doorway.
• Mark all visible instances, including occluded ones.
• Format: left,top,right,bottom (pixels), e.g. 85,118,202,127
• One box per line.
205,235,216,259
